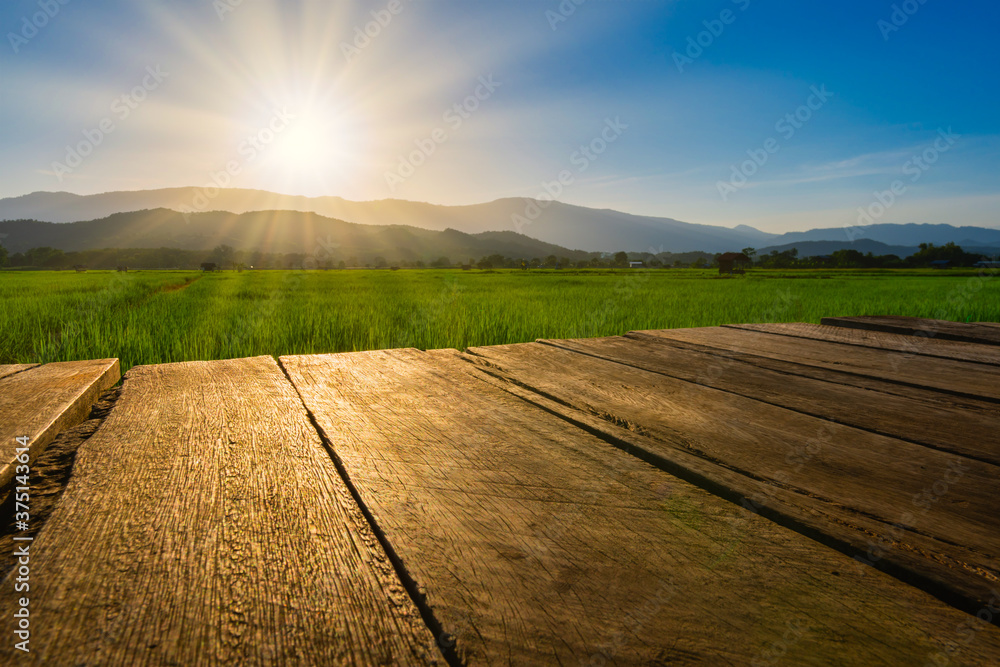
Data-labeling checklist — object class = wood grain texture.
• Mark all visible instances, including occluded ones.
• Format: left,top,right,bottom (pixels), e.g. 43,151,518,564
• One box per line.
0,356,442,666
822,316,1000,346
463,340,1000,617
636,326,1000,402
628,329,995,413
0,364,36,380
547,334,1000,465
0,387,120,582
729,322,1000,366
283,348,1000,665
0,359,119,498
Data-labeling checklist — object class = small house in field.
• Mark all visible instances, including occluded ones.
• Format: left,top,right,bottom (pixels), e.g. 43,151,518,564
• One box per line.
201,262,218,272
73,264,87,273
718,252,752,275
629,261,644,268
930,260,951,269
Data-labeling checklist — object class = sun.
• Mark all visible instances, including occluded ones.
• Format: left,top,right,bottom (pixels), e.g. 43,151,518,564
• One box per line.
272,112,335,173
255,104,367,196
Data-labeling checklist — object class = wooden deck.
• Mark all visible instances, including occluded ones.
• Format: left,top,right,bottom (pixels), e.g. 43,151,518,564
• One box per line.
1,316,998,665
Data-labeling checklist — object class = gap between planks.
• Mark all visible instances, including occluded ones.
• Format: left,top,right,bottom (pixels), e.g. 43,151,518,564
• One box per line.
822,316,1000,347
281,347,1000,664
275,357,464,667
0,359,120,503
458,336,1000,622
724,322,1000,367
0,356,446,665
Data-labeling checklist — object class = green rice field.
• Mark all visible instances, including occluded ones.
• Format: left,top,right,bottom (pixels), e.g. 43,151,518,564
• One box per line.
2,268,998,373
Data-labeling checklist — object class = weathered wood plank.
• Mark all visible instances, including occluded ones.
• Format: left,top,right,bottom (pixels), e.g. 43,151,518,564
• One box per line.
0,359,119,498
283,348,1000,665
822,315,1000,346
0,364,37,380
636,326,1000,402
728,322,1000,366
630,328,994,412
546,334,1000,465
463,341,1000,617
0,356,442,665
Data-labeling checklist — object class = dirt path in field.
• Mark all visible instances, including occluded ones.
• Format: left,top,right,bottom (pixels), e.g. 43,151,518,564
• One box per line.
155,275,202,293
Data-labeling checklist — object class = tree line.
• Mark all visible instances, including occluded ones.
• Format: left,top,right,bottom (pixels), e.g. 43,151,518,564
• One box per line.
746,242,990,269
0,242,992,271
0,245,717,270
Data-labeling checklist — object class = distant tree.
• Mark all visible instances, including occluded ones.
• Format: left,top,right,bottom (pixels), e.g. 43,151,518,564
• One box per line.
338,260,347,270
211,244,234,266
431,256,451,268
830,249,864,268
544,254,558,268
42,248,67,268
22,246,64,268
741,247,756,263
613,251,628,267
756,249,798,269
692,257,708,269
0,244,7,267
906,242,978,267
374,256,388,269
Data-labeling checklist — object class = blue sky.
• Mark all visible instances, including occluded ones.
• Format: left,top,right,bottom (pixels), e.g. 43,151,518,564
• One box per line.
1,0,997,232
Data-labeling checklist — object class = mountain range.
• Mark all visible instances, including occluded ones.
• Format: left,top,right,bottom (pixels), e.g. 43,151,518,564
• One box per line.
0,209,592,263
1,188,998,256
0,188,774,253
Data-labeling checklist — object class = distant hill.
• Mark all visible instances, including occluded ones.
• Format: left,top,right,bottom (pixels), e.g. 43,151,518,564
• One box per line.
0,188,777,253
769,223,1000,248
3,189,998,255
0,209,594,263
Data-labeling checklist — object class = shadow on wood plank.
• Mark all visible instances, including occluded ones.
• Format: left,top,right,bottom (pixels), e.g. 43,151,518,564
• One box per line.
0,359,120,502
282,348,1000,666
822,316,1000,346
461,338,1000,624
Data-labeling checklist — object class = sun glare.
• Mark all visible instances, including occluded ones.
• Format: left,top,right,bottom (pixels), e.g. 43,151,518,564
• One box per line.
256,104,367,196
270,112,335,172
